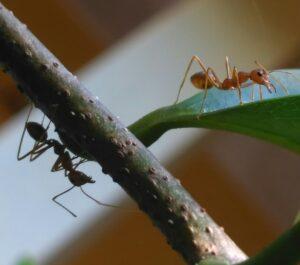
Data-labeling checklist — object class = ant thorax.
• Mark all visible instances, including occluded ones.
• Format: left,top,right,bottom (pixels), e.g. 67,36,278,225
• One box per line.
57,129,91,159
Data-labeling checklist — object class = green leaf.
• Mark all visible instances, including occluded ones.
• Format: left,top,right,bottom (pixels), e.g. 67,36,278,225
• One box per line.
129,71,300,152
294,211,300,225
16,257,36,265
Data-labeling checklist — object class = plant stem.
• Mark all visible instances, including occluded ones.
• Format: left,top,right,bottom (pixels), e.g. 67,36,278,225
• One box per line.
0,3,247,264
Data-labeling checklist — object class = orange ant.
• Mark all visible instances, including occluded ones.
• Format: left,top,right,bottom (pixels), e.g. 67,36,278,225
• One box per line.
17,105,122,217
174,56,289,114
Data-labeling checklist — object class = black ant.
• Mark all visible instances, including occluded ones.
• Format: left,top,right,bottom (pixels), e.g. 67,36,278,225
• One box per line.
17,105,122,217
51,147,121,217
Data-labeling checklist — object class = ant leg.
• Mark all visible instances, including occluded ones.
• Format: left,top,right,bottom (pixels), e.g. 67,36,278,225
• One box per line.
240,82,256,102
196,66,224,118
225,56,232,79
17,105,34,160
52,155,71,177
80,186,124,209
197,66,220,117
51,155,64,172
204,67,222,88
251,86,255,101
232,67,243,105
259,85,263,100
198,73,209,118
174,55,208,104
71,155,79,160
53,158,88,178
29,142,52,161
52,186,76,217
58,157,87,177
73,158,88,170
40,111,52,127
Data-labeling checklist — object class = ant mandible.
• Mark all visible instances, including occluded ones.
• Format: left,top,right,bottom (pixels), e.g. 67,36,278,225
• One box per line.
17,105,121,217
174,56,289,114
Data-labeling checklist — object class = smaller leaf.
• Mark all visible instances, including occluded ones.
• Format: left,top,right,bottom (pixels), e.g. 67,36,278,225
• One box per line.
17,257,36,265
294,211,300,225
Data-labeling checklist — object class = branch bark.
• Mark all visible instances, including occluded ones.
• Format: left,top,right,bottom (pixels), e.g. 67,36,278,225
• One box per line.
0,3,247,264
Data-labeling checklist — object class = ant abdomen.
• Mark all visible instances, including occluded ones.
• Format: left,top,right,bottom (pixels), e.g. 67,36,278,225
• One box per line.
190,72,214,90
26,122,48,142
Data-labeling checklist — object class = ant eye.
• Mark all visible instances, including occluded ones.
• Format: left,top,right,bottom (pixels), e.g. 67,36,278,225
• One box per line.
257,70,263,77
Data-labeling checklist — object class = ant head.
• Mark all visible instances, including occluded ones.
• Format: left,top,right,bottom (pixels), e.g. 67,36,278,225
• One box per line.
69,170,95,186
190,72,214,89
250,69,274,93
26,122,48,142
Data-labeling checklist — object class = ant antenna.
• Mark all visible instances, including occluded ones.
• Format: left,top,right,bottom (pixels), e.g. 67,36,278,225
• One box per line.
17,105,33,160
256,60,291,95
271,70,300,94
270,75,289,95
80,186,127,210
52,186,77,217
271,70,300,83
254,60,268,73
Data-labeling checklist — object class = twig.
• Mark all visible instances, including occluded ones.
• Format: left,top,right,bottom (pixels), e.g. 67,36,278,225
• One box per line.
0,3,246,264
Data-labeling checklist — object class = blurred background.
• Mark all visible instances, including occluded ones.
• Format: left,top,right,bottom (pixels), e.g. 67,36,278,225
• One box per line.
0,0,300,264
